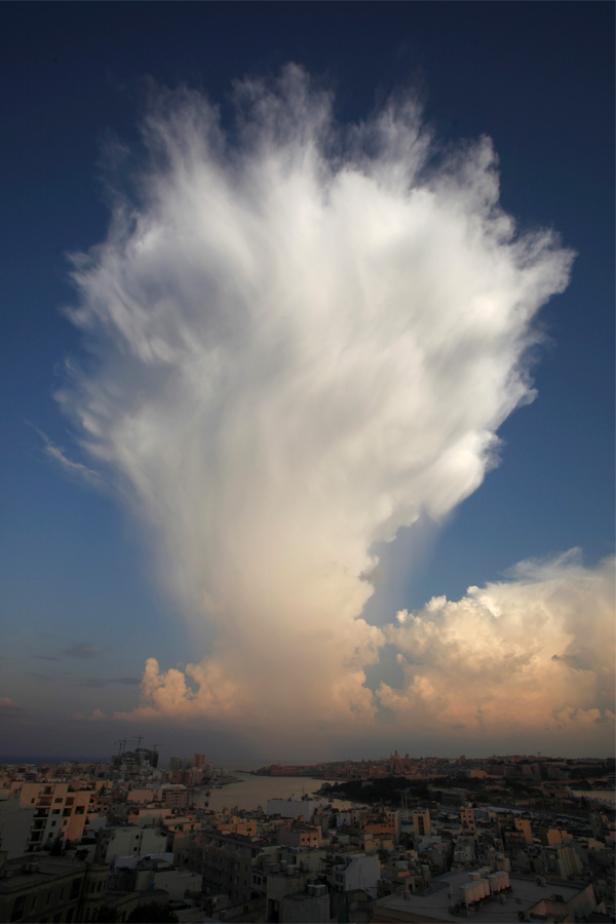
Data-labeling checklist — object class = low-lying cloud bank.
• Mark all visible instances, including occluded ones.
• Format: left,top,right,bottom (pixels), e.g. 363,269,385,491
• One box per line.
381,551,615,739
116,552,614,751
56,66,592,748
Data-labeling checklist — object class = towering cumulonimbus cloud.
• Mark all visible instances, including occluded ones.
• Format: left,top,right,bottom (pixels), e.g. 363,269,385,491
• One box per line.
58,66,574,736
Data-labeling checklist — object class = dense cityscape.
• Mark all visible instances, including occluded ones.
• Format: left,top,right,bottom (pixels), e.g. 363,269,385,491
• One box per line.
0,746,614,922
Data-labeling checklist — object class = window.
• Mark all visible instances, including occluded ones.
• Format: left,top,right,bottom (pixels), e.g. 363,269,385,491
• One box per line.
10,896,26,922
70,880,81,900
75,806,85,815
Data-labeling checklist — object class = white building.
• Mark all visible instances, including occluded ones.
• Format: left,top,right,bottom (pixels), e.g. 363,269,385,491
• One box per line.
0,797,35,858
105,826,168,864
331,853,380,897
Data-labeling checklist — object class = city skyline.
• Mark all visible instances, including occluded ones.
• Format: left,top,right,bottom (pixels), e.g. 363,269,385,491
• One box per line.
1,749,613,922
1,3,614,764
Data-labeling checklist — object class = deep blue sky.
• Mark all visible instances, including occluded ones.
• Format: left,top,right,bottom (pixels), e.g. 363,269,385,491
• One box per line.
1,2,613,759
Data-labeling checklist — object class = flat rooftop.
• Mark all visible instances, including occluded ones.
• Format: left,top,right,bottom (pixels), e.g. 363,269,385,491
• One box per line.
373,873,581,924
0,856,92,895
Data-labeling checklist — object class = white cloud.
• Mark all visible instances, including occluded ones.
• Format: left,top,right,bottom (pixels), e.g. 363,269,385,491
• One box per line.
34,426,102,488
58,66,575,741
380,552,615,739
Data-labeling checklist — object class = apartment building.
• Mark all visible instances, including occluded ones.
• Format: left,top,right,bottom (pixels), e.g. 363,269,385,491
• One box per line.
459,804,476,834
202,833,264,905
0,855,107,924
411,809,431,837
0,798,35,858
103,826,168,864
18,784,98,851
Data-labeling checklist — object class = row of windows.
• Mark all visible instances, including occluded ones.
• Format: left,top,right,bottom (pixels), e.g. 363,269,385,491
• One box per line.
9,879,82,922
36,804,86,815
24,909,75,924
8,879,108,921
81,907,130,923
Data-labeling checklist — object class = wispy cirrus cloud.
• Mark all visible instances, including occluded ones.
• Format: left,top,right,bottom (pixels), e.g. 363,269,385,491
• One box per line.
61,643,102,660
78,676,140,688
32,424,102,488
72,708,108,722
